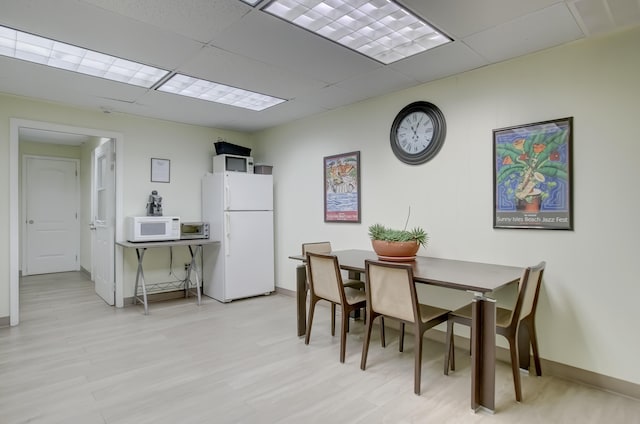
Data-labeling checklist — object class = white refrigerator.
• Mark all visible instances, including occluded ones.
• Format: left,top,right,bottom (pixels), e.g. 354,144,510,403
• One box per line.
201,172,274,302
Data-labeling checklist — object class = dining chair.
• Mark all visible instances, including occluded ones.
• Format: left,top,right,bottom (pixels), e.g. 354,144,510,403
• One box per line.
444,261,546,402
360,260,450,395
302,242,365,335
305,252,367,363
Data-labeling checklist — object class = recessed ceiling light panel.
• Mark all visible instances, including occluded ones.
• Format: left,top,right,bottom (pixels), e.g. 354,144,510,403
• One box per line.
157,74,286,111
262,0,451,64
0,25,169,88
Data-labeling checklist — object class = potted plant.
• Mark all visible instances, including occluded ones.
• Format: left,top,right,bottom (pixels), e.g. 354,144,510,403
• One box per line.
368,210,428,261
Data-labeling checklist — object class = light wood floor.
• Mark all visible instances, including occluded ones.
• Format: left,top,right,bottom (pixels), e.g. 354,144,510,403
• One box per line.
2,272,639,424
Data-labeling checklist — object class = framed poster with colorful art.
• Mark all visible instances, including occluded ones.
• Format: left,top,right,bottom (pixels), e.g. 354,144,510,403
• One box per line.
493,117,573,230
324,151,361,223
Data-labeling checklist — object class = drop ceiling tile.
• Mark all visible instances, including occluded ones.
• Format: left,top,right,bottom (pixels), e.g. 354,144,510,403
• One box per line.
79,0,251,43
389,41,489,83
570,0,640,35
177,46,327,100
463,3,584,63
608,0,640,27
402,0,559,38
211,10,380,84
303,68,420,110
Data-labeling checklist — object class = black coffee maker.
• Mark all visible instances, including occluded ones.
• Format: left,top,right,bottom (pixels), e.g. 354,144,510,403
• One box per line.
146,190,163,216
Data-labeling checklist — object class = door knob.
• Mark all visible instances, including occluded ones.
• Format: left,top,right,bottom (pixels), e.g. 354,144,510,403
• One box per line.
28,220,34,224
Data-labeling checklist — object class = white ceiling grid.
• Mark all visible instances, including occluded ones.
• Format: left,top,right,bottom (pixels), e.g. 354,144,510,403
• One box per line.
1,0,639,132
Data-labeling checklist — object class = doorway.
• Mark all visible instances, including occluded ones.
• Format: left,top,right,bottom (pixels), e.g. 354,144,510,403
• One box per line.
9,118,125,326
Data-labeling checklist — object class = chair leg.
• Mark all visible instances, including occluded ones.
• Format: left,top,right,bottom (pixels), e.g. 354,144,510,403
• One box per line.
331,303,336,336
399,322,405,352
346,308,350,333
507,335,523,402
380,316,386,348
305,297,318,345
340,306,349,363
529,322,542,376
360,314,375,370
444,320,455,375
414,328,423,395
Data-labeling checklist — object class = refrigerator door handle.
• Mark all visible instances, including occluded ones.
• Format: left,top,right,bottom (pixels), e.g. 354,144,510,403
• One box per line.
225,213,230,256
225,183,230,210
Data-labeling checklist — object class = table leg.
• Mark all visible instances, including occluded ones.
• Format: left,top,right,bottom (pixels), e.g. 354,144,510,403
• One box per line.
470,294,496,413
296,265,307,337
134,248,149,315
348,270,362,320
186,245,202,306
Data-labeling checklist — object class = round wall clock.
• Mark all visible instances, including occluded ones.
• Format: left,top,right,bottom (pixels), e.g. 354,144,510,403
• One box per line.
390,101,446,165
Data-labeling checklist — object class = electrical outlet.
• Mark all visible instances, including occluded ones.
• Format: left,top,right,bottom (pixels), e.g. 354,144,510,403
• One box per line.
184,263,190,271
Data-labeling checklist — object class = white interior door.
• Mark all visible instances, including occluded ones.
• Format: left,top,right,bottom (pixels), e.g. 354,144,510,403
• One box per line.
23,156,80,275
92,140,115,305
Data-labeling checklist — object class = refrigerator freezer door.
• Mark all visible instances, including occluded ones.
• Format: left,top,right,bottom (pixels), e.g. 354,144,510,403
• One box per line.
224,210,274,300
224,172,273,211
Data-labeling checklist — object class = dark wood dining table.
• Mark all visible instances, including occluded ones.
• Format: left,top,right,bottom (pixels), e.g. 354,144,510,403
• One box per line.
289,249,523,413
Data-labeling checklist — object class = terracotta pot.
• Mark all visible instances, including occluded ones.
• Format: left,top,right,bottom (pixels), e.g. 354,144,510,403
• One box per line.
371,239,420,261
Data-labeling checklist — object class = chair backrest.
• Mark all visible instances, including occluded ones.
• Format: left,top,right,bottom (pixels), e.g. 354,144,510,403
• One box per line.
302,241,332,255
365,260,418,323
306,252,343,304
510,261,546,326
302,242,332,290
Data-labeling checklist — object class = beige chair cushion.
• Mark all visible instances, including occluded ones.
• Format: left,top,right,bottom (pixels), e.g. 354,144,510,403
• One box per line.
450,303,513,328
344,287,366,306
418,304,450,324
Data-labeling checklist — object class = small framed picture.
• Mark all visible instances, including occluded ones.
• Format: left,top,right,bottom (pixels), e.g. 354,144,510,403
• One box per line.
151,158,170,183
324,151,361,223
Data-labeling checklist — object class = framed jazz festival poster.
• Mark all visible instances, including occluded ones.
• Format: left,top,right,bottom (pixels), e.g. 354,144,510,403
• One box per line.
324,151,361,223
493,117,573,230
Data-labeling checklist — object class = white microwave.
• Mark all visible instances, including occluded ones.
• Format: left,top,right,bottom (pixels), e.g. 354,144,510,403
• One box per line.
213,154,254,174
126,216,181,242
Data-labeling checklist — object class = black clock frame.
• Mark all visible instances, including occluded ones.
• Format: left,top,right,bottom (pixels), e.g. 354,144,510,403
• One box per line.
390,101,446,165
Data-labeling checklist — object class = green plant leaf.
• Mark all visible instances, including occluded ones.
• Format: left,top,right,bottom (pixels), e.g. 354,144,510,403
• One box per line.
537,163,568,179
496,163,525,184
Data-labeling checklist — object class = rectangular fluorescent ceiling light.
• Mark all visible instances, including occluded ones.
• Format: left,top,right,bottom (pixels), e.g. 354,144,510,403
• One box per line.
262,0,451,64
0,25,169,88
157,74,286,111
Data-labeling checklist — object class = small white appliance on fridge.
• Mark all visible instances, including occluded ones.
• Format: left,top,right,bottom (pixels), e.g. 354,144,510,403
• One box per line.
202,172,274,302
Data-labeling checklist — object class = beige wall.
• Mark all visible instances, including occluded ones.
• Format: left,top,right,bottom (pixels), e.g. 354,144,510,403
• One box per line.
254,27,640,385
1,26,639,387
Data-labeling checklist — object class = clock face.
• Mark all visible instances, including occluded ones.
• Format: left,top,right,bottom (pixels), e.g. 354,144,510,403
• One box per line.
396,111,434,154
390,101,446,165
